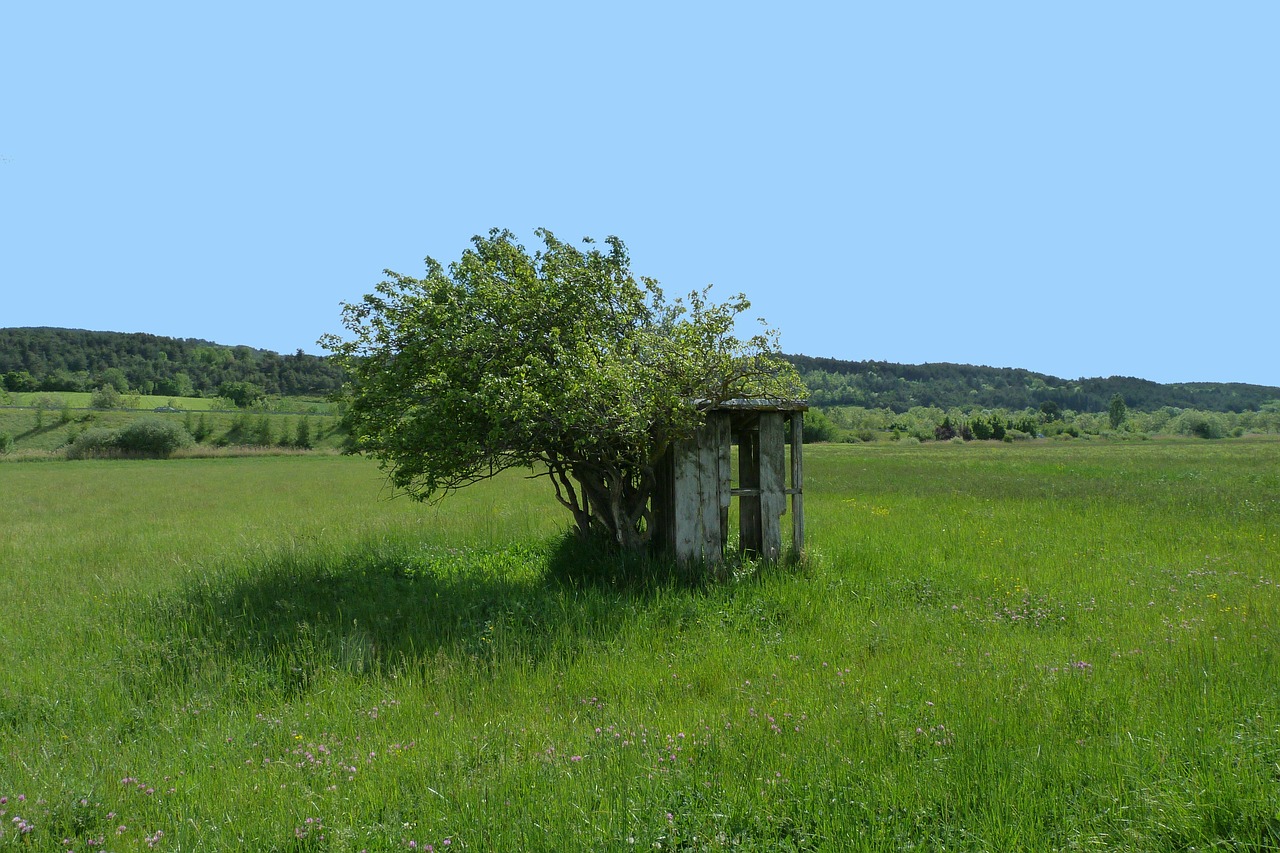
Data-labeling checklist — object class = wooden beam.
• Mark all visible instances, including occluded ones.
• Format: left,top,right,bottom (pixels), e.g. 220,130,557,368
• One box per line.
759,412,786,561
738,426,761,555
790,411,804,556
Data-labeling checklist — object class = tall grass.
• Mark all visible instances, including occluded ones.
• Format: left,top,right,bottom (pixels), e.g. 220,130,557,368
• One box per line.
1,440,1277,850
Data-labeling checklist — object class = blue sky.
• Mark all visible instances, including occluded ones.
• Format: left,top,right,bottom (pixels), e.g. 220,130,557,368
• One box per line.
2,3,1276,386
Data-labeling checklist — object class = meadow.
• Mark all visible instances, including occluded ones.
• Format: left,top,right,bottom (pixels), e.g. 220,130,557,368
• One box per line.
1,440,1277,851
0,404,343,456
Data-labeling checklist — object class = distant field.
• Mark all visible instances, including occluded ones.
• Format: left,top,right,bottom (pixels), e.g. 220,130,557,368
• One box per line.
0,401,343,454
1,440,1277,850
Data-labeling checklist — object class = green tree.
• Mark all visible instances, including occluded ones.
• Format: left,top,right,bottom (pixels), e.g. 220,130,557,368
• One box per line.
323,228,804,551
253,414,274,446
193,413,211,442
1108,393,1128,430
99,367,129,393
90,384,123,410
219,381,265,409
3,370,37,392
294,416,313,450
802,408,840,443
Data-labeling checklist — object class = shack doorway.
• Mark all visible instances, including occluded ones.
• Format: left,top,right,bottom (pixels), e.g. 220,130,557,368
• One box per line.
653,400,806,563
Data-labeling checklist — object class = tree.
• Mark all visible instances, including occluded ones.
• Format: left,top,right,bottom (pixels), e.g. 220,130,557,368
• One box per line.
90,384,124,410
293,416,313,450
99,367,129,393
219,381,265,409
322,228,804,551
1108,393,1128,430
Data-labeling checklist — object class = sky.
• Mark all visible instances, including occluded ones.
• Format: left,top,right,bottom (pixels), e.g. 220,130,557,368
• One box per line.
2,3,1276,387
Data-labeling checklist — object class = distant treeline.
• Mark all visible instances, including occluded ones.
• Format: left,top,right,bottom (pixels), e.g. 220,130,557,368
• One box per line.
786,354,1280,414
0,327,345,398
4,328,1276,414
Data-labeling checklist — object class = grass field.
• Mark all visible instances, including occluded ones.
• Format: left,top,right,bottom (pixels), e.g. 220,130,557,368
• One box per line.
0,406,343,455
1,440,1277,850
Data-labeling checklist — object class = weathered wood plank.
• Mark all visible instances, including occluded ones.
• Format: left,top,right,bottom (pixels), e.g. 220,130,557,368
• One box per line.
716,413,731,554
759,412,786,560
739,426,761,554
698,418,722,563
673,435,701,561
790,412,804,555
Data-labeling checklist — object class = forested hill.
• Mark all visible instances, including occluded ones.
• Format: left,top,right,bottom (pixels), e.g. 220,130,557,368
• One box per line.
786,354,1280,413
0,327,344,397
3,327,1276,413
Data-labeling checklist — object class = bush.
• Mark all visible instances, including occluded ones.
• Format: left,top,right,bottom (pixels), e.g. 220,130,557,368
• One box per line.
294,417,313,450
802,408,840,443
253,414,274,446
90,385,124,410
67,428,120,459
0,432,13,454
115,418,194,457
1173,411,1226,439
192,413,212,442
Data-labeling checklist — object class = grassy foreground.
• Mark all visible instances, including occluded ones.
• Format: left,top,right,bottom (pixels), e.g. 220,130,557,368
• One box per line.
1,441,1277,851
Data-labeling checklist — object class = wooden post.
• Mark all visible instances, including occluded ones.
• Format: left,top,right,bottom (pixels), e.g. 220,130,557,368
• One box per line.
715,412,732,555
739,421,761,555
698,417,723,564
790,411,804,556
758,412,786,561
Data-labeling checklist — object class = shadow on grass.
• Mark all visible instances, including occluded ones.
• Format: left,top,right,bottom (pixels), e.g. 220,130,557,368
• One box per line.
128,532,754,700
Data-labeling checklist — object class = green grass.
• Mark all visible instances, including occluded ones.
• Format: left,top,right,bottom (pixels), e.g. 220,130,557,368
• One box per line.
0,407,343,454
1,440,1278,850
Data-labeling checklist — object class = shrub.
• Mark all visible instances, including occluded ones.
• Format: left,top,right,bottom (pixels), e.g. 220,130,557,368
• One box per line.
802,408,840,443
1174,411,1225,439
294,417,313,450
67,428,120,459
0,432,13,454
192,413,212,442
253,414,274,446
90,385,124,410
115,418,194,457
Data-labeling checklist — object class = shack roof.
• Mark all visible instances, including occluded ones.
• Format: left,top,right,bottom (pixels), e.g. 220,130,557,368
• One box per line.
697,397,809,412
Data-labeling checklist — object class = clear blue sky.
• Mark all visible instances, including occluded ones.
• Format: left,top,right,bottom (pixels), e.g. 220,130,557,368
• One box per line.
3,3,1276,386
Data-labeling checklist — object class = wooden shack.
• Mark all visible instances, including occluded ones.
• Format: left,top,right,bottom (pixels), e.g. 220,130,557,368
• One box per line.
653,399,807,563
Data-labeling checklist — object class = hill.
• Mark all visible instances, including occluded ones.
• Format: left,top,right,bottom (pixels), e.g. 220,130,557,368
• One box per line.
3,328,1277,414
786,354,1280,413
0,327,344,398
